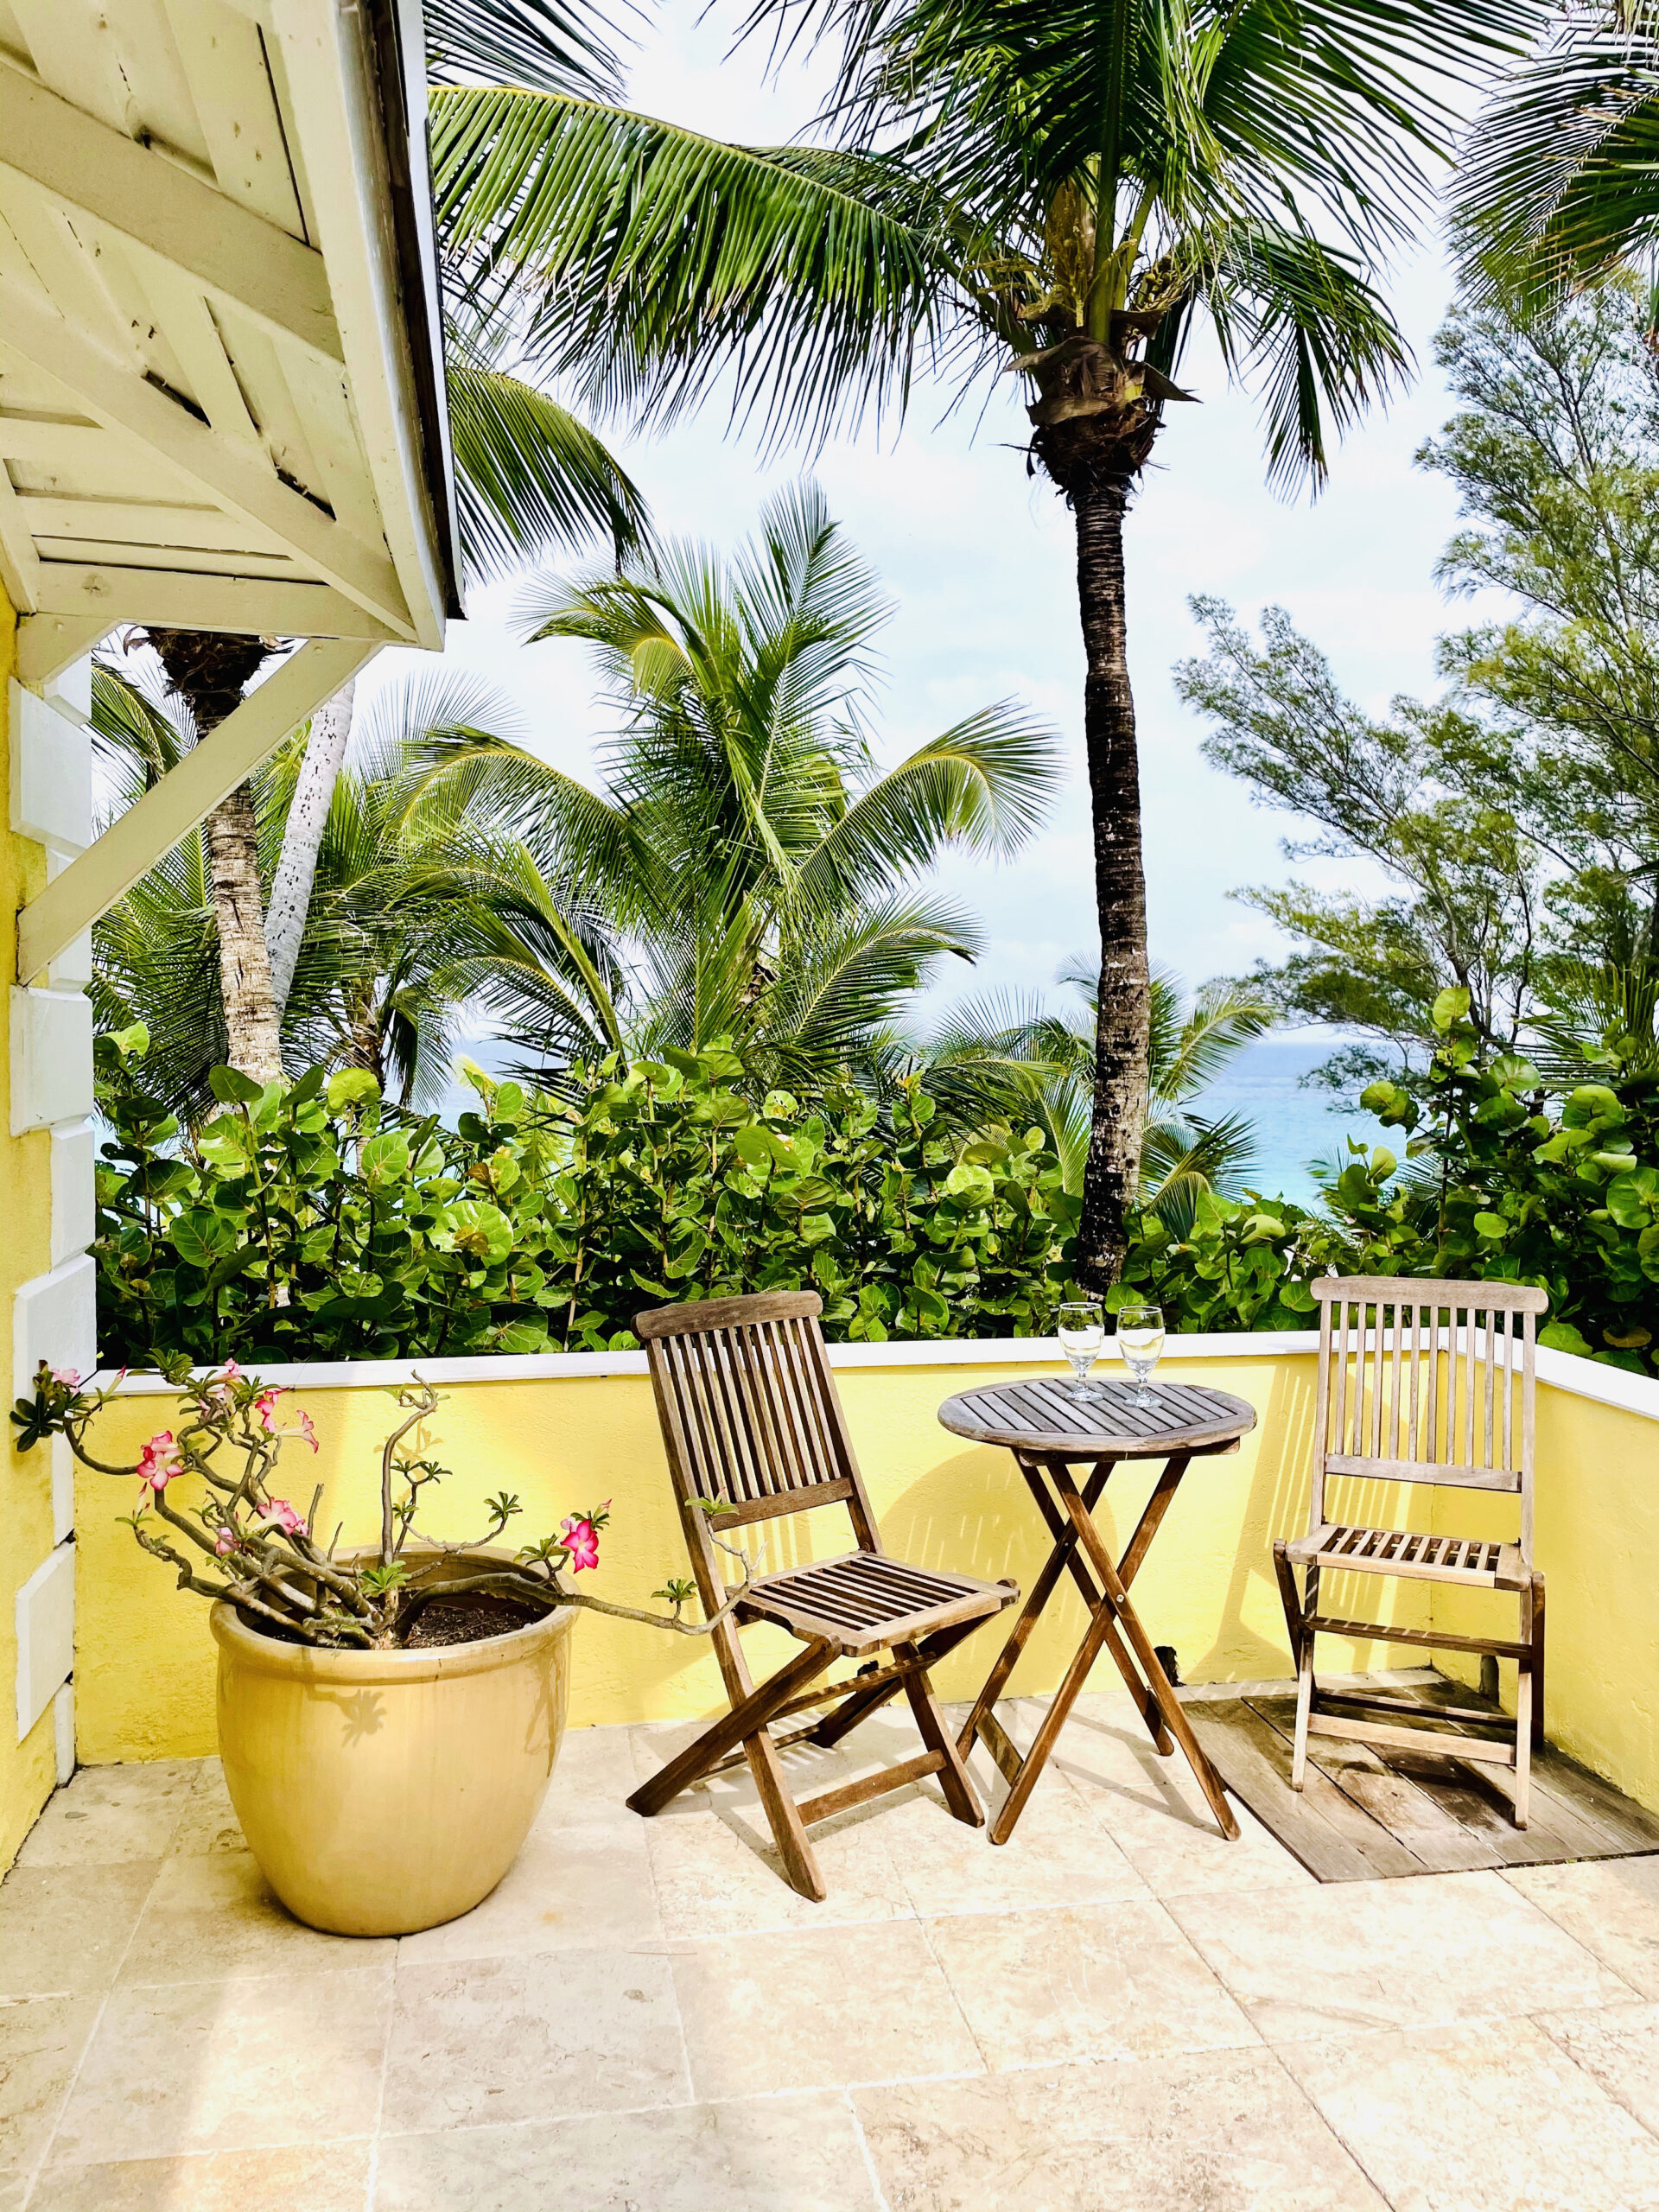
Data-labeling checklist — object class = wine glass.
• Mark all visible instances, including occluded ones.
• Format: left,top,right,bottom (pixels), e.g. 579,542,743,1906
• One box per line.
1116,1303,1166,1408
1056,1300,1105,1402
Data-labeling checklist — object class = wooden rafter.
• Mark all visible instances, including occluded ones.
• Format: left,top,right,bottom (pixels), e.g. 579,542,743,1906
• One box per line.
0,293,414,639
0,62,343,365
32,562,402,640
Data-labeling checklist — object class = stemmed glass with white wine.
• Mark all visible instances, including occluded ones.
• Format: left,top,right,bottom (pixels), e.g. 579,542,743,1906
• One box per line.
1115,1303,1166,1408
1056,1300,1106,1403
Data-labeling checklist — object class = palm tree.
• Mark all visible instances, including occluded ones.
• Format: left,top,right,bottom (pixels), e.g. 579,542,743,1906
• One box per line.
1452,6,1659,315
925,958,1272,1228
404,482,1061,1094
429,0,1541,1281
92,664,535,1119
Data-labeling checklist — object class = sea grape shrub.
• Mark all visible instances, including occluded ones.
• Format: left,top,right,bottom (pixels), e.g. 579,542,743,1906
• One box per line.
90,1007,1659,1372
91,1029,1082,1362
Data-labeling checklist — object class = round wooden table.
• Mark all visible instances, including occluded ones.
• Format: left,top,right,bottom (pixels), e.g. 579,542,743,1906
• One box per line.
938,1372,1257,1846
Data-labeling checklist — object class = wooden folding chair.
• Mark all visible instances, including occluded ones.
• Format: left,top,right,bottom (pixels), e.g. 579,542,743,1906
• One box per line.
627,1290,1018,1899
1273,1276,1548,1826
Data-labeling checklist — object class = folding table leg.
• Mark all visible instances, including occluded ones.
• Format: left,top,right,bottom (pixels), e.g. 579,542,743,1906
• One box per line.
956,1463,1111,1759
1052,1467,1240,1841
1015,1456,1173,1756
988,1590,1123,1846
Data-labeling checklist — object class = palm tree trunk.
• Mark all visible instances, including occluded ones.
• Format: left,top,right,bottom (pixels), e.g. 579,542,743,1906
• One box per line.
205,782,284,1083
1074,477,1149,1287
266,677,354,1018
139,628,283,1084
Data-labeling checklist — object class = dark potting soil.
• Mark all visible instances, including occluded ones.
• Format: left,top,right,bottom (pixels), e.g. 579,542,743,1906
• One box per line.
400,1592,545,1648
234,1591,549,1649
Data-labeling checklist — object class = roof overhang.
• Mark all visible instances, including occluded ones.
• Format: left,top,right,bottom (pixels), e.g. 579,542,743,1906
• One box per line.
1,0,463,981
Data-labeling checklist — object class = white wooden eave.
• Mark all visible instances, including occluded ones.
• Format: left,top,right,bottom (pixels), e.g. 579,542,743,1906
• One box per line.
1,0,459,983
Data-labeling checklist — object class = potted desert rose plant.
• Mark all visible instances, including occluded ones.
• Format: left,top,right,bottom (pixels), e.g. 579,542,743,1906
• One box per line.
14,1357,741,1936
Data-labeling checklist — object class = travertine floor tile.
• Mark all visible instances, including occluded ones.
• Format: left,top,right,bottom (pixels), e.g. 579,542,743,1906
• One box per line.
1170,1870,1636,2042
926,1901,1258,2071
373,2093,879,2210
397,1819,663,1961
879,1782,1148,1917
119,1852,395,1984
534,1723,643,1830
29,2140,372,2210
381,1949,689,2133
643,1795,914,1939
52,1967,391,2162
855,2044,1388,2210
1536,1999,1659,2136
0,1863,158,1997
168,1764,245,1859
1282,2017,1659,2210
16,1764,198,1868
0,1995,99,2173
671,1919,982,2100
1027,1694,1315,1897
1506,1856,1659,1997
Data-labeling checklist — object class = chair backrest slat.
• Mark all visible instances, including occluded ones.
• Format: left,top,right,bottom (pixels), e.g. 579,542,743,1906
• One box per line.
1309,1276,1547,1560
637,1291,876,1543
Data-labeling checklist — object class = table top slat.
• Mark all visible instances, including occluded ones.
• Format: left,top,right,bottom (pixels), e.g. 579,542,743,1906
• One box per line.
938,1374,1255,1455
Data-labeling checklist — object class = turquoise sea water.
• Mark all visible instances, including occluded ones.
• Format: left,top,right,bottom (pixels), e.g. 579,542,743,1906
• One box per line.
1188,1033,1393,1208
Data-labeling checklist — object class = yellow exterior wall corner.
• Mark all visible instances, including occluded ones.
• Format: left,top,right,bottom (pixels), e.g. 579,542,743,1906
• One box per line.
0,594,66,1870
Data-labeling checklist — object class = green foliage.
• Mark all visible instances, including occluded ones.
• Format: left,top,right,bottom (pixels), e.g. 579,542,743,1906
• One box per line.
92,1029,1087,1364
95,1005,1659,1374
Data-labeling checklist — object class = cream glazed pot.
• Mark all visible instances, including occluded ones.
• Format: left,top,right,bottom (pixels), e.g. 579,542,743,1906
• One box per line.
209,1546,575,1936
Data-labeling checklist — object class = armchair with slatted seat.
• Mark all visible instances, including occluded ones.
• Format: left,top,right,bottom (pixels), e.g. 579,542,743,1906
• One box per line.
627,1290,1018,1900
1273,1277,1548,1826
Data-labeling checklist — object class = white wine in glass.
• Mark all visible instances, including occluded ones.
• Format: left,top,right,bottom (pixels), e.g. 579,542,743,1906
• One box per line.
1116,1304,1166,1408
1056,1301,1105,1402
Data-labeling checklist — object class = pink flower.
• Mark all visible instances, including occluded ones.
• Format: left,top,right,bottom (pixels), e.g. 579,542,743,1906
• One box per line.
293,1409,318,1452
213,1526,239,1557
259,1497,308,1540
561,1516,600,1573
137,1431,182,1491
251,1387,284,1432
50,1366,80,1389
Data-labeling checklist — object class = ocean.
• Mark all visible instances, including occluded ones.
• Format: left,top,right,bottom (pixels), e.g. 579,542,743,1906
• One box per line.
1188,1032,1394,1207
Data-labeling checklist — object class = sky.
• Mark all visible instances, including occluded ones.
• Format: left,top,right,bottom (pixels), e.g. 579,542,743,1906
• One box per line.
361,0,1486,1046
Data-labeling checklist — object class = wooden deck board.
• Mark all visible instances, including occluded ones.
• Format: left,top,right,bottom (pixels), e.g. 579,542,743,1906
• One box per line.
1179,1677,1659,1881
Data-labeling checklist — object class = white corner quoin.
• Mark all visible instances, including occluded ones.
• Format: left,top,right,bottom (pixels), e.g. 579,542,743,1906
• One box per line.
2,0,461,1755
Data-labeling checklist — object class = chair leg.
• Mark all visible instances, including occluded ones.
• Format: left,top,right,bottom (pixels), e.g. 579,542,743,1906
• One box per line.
1287,1552,1319,1794
1529,1571,1546,1751
626,1639,835,1819
809,1611,992,1751
1513,1574,1544,1831
897,1641,985,1829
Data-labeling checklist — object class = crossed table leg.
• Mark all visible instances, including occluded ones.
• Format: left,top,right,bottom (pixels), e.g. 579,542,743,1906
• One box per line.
957,1448,1241,1847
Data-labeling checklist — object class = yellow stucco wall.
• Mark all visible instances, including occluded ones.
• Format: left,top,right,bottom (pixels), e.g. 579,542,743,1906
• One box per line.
0,593,63,1868
1425,1378,1659,1808
73,1348,1433,1768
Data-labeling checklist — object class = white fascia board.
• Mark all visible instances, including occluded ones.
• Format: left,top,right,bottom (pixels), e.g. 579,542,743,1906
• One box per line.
9,986,92,1132
16,637,377,983
9,682,92,855
13,1255,97,1403
15,1541,75,1743
267,0,451,649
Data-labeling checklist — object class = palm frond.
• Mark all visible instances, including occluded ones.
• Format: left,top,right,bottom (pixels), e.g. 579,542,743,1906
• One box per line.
425,0,630,103
446,355,651,573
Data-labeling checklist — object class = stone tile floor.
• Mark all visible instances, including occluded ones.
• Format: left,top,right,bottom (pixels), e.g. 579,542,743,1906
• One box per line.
5,1686,1659,2209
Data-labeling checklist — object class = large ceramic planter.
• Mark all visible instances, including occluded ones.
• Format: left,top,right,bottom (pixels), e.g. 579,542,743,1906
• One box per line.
210,1547,575,1936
